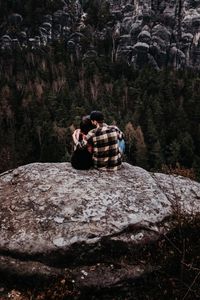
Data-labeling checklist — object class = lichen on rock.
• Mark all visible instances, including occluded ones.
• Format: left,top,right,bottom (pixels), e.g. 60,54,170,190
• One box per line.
0,162,200,288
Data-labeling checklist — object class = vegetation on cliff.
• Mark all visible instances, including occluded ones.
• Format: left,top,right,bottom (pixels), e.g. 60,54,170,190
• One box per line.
0,43,200,179
1,216,200,299
0,0,200,178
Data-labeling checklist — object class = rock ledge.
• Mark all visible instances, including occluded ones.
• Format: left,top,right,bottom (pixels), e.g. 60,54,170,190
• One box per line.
0,162,200,287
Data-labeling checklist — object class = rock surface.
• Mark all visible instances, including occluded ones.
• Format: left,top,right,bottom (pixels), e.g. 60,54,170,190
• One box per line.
0,162,200,288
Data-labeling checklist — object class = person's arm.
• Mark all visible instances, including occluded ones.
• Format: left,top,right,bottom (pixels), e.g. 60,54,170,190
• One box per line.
111,125,124,140
84,129,95,145
118,128,124,140
72,129,80,145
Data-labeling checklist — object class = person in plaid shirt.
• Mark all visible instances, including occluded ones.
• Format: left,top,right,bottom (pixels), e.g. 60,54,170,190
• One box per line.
85,111,124,171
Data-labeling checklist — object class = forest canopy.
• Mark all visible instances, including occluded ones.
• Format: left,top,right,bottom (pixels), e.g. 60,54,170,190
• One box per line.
0,0,200,179
0,43,200,180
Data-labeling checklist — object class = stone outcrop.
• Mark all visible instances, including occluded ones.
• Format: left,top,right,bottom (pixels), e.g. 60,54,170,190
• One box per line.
0,162,200,289
1,0,200,69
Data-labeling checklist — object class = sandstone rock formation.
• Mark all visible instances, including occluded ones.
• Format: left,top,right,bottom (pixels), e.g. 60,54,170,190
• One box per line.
1,0,200,69
0,162,200,290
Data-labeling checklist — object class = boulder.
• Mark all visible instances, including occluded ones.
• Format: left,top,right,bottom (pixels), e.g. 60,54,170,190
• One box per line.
0,162,200,289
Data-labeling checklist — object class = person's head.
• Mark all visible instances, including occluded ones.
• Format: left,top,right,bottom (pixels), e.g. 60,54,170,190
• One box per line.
80,115,94,135
90,111,104,127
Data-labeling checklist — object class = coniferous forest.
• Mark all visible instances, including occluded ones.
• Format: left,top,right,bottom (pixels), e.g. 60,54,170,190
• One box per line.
0,45,200,178
0,0,200,179
1,1,200,299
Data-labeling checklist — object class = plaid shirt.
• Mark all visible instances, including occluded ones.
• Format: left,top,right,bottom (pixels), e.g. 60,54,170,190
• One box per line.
85,123,123,171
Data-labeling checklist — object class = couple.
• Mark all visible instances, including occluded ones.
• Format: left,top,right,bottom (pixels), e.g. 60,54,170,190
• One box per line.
72,111,125,171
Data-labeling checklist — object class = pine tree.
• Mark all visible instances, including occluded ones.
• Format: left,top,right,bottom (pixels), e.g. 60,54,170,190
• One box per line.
179,132,194,168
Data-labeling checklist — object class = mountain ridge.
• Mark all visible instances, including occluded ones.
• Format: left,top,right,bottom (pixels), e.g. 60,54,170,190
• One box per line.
1,0,200,69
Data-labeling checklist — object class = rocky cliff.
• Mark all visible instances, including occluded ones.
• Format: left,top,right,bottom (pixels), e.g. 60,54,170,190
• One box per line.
1,0,200,69
0,162,200,297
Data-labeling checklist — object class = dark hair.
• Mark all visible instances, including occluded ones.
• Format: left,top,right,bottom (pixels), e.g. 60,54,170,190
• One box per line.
80,115,94,135
90,111,104,122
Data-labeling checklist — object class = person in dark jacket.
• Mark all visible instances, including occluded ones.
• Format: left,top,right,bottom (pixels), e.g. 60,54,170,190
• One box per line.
71,116,94,170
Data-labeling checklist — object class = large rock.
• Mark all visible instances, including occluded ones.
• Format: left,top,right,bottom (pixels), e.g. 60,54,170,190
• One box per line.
0,162,200,288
